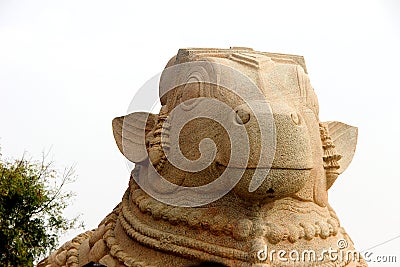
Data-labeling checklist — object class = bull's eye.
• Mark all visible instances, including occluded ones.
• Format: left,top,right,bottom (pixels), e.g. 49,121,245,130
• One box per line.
235,109,250,124
291,112,301,125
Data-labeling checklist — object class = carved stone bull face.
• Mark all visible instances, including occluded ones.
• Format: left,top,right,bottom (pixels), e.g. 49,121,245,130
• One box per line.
113,48,357,207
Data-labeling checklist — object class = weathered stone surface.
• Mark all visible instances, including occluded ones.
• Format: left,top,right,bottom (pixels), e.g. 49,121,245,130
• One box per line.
38,47,366,267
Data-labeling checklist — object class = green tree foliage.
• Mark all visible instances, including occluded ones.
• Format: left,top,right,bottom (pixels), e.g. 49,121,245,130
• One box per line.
0,149,83,266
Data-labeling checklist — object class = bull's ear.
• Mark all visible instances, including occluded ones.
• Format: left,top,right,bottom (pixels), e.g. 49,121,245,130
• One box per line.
326,121,358,174
112,112,157,163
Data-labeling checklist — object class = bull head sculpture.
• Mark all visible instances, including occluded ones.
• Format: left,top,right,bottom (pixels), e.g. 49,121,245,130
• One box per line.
39,48,365,267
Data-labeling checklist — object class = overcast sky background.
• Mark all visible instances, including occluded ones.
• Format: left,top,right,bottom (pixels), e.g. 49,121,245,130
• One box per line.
0,1,399,265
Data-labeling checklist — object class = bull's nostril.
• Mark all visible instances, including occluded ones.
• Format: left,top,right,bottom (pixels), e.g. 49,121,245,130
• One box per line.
235,109,250,124
266,188,275,194
291,112,301,125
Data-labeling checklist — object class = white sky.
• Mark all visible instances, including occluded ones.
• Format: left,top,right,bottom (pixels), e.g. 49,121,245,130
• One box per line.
0,1,399,266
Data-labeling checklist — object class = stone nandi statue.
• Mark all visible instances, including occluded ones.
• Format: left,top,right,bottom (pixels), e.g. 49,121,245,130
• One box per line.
38,47,366,267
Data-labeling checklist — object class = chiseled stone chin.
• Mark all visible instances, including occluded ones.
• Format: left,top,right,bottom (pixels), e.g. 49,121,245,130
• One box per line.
37,47,366,267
